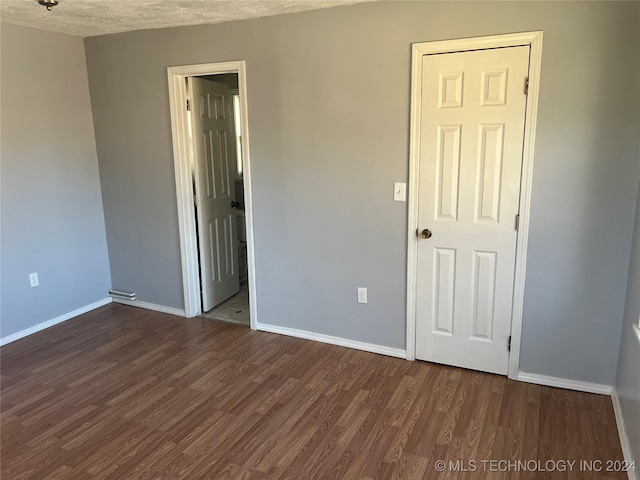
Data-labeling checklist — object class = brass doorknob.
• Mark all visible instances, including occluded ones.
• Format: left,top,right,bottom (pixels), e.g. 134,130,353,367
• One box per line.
421,229,433,239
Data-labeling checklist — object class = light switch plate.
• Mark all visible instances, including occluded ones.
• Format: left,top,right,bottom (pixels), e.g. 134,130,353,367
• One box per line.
357,287,368,304
393,182,406,202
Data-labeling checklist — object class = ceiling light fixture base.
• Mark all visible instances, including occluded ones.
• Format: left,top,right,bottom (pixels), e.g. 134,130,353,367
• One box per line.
38,0,59,11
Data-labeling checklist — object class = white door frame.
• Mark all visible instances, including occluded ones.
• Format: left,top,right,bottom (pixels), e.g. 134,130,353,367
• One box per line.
167,61,258,329
405,32,543,379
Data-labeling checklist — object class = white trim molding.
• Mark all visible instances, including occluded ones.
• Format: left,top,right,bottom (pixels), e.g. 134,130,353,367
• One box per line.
0,297,112,346
517,371,612,395
256,323,407,359
612,388,639,480
405,31,544,383
111,298,186,317
167,61,258,329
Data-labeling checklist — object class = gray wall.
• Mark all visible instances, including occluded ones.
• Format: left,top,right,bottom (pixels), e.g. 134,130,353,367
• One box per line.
615,184,640,463
84,1,640,385
1,24,111,338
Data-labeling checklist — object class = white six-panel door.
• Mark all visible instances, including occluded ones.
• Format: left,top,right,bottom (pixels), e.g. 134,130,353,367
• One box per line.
415,46,530,374
189,77,240,312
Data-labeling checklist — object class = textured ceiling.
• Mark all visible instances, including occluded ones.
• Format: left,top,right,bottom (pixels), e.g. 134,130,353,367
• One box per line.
0,0,374,37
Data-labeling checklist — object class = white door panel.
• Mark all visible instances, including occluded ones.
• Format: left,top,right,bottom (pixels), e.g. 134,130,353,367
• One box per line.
416,46,529,375
190,77,240,311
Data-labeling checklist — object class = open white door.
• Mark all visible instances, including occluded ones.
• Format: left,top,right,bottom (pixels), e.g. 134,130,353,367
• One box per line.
189,77,240,311
415,46,530,375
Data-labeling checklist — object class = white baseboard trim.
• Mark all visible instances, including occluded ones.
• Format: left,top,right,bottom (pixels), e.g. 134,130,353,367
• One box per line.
255,322,406,359
0,297,112,346
112,298,186,317
517,371,612,395
611,388,639,480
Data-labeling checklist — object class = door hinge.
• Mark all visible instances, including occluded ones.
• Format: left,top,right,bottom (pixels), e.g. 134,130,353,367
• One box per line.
508,335,512,352
515,214,520,232
186,98,191,111
524,77,529,95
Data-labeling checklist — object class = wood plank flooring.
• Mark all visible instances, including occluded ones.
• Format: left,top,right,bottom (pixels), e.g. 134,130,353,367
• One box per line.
1,304,627,479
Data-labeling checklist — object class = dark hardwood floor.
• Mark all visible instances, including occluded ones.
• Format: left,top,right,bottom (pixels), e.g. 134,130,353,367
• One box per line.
1,304,626,479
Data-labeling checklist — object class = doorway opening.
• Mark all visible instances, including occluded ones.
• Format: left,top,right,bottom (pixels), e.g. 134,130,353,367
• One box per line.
167,61,257,329
191,74,249,325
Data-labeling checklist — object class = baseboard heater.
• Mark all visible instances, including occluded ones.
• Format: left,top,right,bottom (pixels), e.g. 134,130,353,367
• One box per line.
108,289,136,301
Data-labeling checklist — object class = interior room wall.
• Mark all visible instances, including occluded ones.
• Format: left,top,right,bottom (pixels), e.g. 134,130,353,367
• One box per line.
84,1,640,385
1,23,112,339
203,73,239,89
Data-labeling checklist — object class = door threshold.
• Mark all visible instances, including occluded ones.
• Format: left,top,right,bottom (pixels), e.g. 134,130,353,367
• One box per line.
198,312,250,327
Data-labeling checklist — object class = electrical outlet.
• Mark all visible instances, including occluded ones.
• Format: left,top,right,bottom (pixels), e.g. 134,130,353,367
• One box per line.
357,287,368,304
29,272,39,287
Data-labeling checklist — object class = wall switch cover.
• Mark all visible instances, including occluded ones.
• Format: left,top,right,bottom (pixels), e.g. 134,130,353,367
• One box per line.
29,272,39,287
393,182,406,202
357,287,368,304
